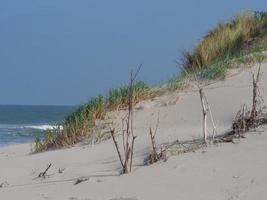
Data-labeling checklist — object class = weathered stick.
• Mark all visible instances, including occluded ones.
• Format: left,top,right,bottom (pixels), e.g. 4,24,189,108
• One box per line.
123,146,130,174
148,128,159,164
204,95,217,141
121,117,126,155
149,128,157,156
251,64,261,123
110,66,141,174
129,135,137,172
38,163,52,178
74,177,90,185
199,88,208,144
110,129,124,167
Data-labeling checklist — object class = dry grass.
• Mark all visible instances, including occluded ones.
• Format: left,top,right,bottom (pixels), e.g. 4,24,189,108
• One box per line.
182,11,267,71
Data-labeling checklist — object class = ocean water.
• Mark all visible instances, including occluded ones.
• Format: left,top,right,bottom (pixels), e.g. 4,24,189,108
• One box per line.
0,105,75,147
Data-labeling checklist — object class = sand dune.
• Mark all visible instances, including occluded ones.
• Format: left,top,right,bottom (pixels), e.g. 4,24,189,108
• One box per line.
0,63,267,200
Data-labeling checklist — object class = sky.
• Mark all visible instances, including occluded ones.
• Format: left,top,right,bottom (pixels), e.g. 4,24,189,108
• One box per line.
0,0,266,105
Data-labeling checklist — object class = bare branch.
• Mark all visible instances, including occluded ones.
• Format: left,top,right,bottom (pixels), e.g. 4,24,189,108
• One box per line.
199,88,208,144
38,163,52,178
131,64,142,82
203,93,217,141
110,128,124,167
110,65,141,174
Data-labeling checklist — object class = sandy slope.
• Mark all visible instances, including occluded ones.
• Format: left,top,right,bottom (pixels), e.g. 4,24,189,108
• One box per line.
0,63,267,200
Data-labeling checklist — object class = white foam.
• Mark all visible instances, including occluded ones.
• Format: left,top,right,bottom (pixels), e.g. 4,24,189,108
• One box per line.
24,125,63,131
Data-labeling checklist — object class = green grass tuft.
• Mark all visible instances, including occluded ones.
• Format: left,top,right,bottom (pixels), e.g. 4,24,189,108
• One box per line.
199,59,231,80
34,81,153,152
167,71,191,91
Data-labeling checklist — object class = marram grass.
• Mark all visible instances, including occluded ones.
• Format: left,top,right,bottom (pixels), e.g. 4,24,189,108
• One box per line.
34,81,154,152
182,11,267,71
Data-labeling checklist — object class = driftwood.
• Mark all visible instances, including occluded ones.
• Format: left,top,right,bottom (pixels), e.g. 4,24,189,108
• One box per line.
74,177,90,185
38,163,52,178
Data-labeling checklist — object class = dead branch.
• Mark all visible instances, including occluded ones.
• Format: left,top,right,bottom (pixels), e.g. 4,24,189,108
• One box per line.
74,177,90,185
199,88,208,144
215,64,267,143
146,137,205,165
250,63,262,125
204,94,217,140
193,70,216,144
147,114,168,165
110,128,124,167
147,63,267,165
129,135,137,172
121,116,127,155
149,128,157,157
38,163,52,178
110,66,141,174
148,127,159,164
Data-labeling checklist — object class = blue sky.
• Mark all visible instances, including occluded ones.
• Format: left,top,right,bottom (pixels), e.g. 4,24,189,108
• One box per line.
0,0,266,105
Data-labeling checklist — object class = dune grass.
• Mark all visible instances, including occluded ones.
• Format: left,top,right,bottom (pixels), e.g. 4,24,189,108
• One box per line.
167,12,267,90
34,81,154,152
182,11,267,71
34,11,267,153
167,70,191,91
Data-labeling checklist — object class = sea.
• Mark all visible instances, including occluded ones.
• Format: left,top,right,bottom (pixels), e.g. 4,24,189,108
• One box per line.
0,105,75,147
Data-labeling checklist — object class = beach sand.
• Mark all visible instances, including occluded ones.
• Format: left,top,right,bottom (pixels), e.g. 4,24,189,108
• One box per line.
0,63,267,200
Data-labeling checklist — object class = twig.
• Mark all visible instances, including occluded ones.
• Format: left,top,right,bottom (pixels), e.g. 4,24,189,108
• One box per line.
110,129,124,167
121,116,127,155
149,128,157,156
74,177,90,185
192,69,216,144
110,65,141,174
199,88,208,144
38,163,52,178
204,94,217,141
129,135,137,172
147,114,163,164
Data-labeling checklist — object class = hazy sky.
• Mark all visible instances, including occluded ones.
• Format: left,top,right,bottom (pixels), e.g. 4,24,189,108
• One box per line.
0,0,266,105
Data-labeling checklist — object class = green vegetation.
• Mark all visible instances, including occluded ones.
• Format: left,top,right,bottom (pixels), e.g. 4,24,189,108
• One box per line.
166,12,267,90
34,11,267,153
107,81,151,110
167,71,191,91
34,81,155,152
182,11,267,71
